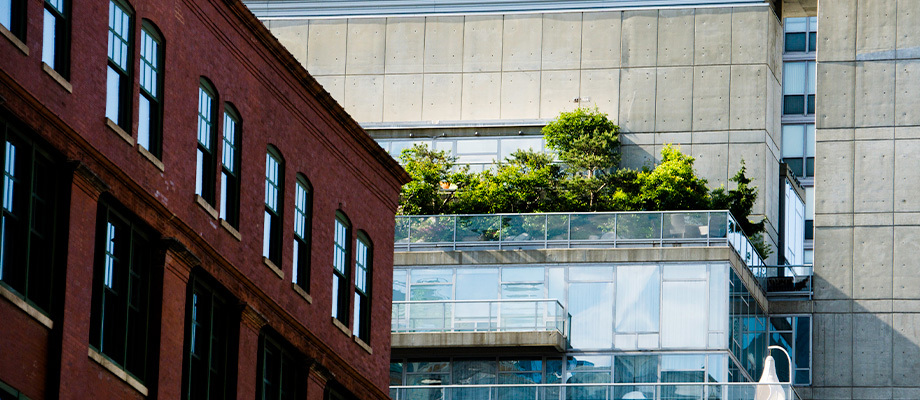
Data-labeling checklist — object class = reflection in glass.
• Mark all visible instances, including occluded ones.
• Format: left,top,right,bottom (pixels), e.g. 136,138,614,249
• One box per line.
569,282,613,348
616,265,660,333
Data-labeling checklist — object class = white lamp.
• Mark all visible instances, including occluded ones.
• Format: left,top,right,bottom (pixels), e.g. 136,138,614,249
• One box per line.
754,345,793,400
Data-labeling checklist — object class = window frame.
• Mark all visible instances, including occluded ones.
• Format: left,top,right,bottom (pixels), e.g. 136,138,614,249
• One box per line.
88,200,155,384
332,212,351,324
195,79,218,206
781,124,815,178
292,175,311,292
137,21,163,158
105,0,134,130
219,105,241,228
782,61,816,116
0,115,62,316
257,332,306,400
182,274,237,400
263,146,283,266
42,0,70,78
353,232,372,342
1,0,27,41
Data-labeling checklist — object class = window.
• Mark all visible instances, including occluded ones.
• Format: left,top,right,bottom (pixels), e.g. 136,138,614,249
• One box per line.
138,24,163,157
263,147,283,266
257,333,305,400
783,61,816,115
784,17,817,53
196,80,217,205
292,176,311,291
331,213,351,324
0,0,26,41
183,275,235,400
219,106,241,228
781,124,815,178
106,0,133,129
89,202,154,383
353,233,371,342
769,316,811,385
0,117,62,315
42,0,69,77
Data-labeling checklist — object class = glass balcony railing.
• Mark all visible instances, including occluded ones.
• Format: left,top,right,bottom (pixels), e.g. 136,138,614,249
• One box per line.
395,211,765,270
391,299,569,337
389,382,800,400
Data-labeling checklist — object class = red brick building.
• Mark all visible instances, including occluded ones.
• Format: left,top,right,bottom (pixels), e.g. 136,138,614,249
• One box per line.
0,0,408,399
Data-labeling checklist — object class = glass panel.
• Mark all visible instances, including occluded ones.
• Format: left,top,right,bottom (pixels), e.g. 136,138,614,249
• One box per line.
412,269,453,284
796,316,810,367
783,63,806,95
457,139,497,154
393,270,407,302
411,216,455,243
616,213,662,240
500,214,545,241
570,213,617,240
410,285,451,301
569,266,613,281
663,212,708,239
709,264,728,332
807,61,816,94
546,214,569,240
662,264,707,280
42,9,56,68
806,124,815,157
456,269,498,300
500,138,543,160
0,0,11,30
456,215,498,242
614,355,657,400
140,30,159,97
785,32,806,52
708,354,726,383
395,218,410,243
105,67,120,123
785,17,806,33
616,265,660,333
138,95,150,149
569,282,613,348
548,268,565,304
501,267,543,282
808,32,817,52
782,125,805,158
784,96,805,115
661,281,707,348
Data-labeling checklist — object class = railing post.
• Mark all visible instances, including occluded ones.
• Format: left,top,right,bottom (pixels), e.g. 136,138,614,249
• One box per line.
453,216,457,252
406,217,411,252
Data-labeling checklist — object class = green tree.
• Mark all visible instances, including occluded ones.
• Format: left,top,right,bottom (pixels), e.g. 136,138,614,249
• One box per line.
542,107,620,178
633,145,711,211
710,160,770,257
397,144,469,215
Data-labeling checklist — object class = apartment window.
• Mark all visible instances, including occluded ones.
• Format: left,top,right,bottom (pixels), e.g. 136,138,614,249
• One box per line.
219,106,241,228
263,147,283,265
89,202,154,383
196,80,217,205
138,23,162,157
257,333,305,400
782,124,815,178
183,276,235,400
106,0,133,129
0,0,26,41
0,118,61,315
804,187,814,241
783,61,816,115
292,176,311,291
769,316,811,385
353,233,371,342
332,213,351,324
784,17,817,53
42,0,69,77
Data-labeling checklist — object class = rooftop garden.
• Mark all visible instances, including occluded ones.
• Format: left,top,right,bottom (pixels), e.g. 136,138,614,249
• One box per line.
397,108,769,257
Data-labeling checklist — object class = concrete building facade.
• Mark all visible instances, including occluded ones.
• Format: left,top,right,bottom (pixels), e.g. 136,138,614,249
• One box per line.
258,2,788,259
0,0,408,399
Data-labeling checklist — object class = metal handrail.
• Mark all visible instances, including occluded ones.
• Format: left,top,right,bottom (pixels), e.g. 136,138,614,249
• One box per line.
390,381,800,400
391,298,569,335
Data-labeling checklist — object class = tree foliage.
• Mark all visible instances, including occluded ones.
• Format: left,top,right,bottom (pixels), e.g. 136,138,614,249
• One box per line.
396,108,768,246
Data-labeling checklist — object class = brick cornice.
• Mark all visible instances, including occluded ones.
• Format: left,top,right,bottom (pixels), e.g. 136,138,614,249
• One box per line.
239,304,268,330
69,161,110,200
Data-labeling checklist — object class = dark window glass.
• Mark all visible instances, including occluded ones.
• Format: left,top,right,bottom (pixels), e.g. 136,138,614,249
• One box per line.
105,0,133,130
138,24,163,158
292,176,311,291
1,0,27,41
220,107,241,228
808,32,817,52
785,32,806,52
353,234,371,342
257,334,305,400
196,80,218,205
42,0,70,77
807,94,815,115
89,203,153,383
0,117,62,315
183,276,235,400
263,147,283,265
782,158,804,178
332,213,351,324
805,220,813,240
805,157,814,177
783,96,805,115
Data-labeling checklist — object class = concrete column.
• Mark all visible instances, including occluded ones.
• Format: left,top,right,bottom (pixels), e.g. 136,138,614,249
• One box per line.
153,239,198,399
236,304,267,399
56,162,109,398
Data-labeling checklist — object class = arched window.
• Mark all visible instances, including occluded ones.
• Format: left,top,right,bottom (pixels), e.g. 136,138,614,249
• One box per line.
195,78,218,205
138,21,163,158
332,212,351,324
105,0,134,130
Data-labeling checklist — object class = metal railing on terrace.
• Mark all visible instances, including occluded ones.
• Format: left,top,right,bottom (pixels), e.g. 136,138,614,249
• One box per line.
763,265,813,299
391,299,569,337
389,381,800,400
395,210,765,270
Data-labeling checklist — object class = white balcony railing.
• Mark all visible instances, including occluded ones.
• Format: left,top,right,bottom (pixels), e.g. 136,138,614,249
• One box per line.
391,299,569,337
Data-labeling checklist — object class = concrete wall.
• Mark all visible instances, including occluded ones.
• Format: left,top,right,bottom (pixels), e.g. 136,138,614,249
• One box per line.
267,6,785,254
811,0,920,398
